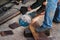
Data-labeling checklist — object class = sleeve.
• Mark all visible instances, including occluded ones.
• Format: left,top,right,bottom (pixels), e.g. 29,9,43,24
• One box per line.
30,0,46,9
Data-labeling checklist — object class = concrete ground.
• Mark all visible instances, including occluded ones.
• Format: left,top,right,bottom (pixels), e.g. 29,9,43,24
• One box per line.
0,0,60,40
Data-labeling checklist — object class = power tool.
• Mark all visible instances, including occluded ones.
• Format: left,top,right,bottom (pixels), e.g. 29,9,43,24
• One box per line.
19,12,37,27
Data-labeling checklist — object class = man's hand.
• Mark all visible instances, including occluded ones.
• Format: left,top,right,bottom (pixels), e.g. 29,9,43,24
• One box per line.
59,0,60,3
43,1,47,6
27,6,32,11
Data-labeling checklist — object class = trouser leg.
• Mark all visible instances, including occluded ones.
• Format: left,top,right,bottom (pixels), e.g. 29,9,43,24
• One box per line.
42,0,58,28
53,3,60,22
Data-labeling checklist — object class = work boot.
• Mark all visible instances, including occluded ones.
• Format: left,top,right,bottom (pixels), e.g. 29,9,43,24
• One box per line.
53,19,60,23
44,29,50,36
36,26,51,33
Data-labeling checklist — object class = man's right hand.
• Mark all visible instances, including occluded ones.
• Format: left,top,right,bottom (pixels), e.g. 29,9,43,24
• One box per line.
27,6,32,11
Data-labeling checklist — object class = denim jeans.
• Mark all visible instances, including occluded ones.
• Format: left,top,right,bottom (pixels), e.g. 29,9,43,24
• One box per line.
53,3,60,23
42,0,60,28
